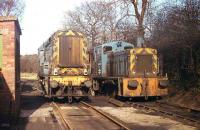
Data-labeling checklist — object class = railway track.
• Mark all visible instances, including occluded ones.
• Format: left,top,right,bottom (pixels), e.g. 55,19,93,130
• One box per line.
80,101,131,130
155,100,200,113
108,98,200,128
52,101,131,130
130,102,200,127
52,102,71,130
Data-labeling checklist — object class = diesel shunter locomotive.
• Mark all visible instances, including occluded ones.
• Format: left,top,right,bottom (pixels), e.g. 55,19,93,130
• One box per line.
38,30,90,102
91,41,168,99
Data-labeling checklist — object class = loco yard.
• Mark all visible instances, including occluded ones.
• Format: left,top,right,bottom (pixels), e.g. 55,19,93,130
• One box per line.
38,29,169,103
2,79,199,130
23,29,198,130
0,0,199,129
0,17,199,130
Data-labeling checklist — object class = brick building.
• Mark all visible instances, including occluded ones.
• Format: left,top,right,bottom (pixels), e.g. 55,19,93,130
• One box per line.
0,16,21,122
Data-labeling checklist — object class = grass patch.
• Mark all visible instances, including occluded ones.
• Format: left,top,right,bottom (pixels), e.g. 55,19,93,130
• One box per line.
20,73,38,80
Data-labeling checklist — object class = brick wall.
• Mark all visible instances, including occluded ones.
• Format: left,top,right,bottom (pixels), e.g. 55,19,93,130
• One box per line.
0,16,21,121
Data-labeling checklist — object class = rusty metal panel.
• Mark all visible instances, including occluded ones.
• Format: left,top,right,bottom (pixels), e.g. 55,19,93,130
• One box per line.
106,53,114,76
135,55,153,74
59,36,83,67
107,49,156,77
130,48,158,77
110,51,130,77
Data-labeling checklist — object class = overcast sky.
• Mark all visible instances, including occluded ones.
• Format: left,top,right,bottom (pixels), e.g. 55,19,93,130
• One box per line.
21,0,92,55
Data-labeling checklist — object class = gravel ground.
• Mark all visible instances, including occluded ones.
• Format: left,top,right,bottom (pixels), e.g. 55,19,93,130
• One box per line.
20,107,53,118
58,105,120,130
15,80,64,130
16,81,198,130
96,106,197,130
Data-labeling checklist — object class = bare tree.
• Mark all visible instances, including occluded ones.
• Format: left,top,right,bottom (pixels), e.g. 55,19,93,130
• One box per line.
130,0,149,47
0,0,25,19
116,19,137,44
63,0,137,48
20,54,39,73
107,0,136,41
64,1,108,48
151,0,200,88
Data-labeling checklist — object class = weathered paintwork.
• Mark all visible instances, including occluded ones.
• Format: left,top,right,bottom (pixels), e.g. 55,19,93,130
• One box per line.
130,48,158,76
93,41,134,76
113,48,167,97
108,48,158,77
38,30,89,77
51,75,89,86
119,77,168,97
93,47,168,98
38,30,90,98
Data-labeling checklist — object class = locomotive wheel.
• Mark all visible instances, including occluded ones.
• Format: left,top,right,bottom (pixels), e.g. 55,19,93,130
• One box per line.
74,97,81,102
74,90,82,101
68,96,73,103
89,88,96,96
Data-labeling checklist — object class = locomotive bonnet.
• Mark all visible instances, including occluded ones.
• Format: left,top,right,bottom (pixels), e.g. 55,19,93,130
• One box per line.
38,30,90,102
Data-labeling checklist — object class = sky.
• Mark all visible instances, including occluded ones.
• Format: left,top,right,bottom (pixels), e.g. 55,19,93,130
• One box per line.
21,0,92,55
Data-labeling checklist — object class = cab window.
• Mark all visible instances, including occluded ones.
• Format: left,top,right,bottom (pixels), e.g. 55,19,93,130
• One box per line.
124,46,133,50
103,46,112,53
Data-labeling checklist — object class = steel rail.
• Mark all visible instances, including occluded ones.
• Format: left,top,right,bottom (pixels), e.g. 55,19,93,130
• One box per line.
155,101,200,113
52,102,71,130
80,101,131,130
130,102,200,127
109,98,200,127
